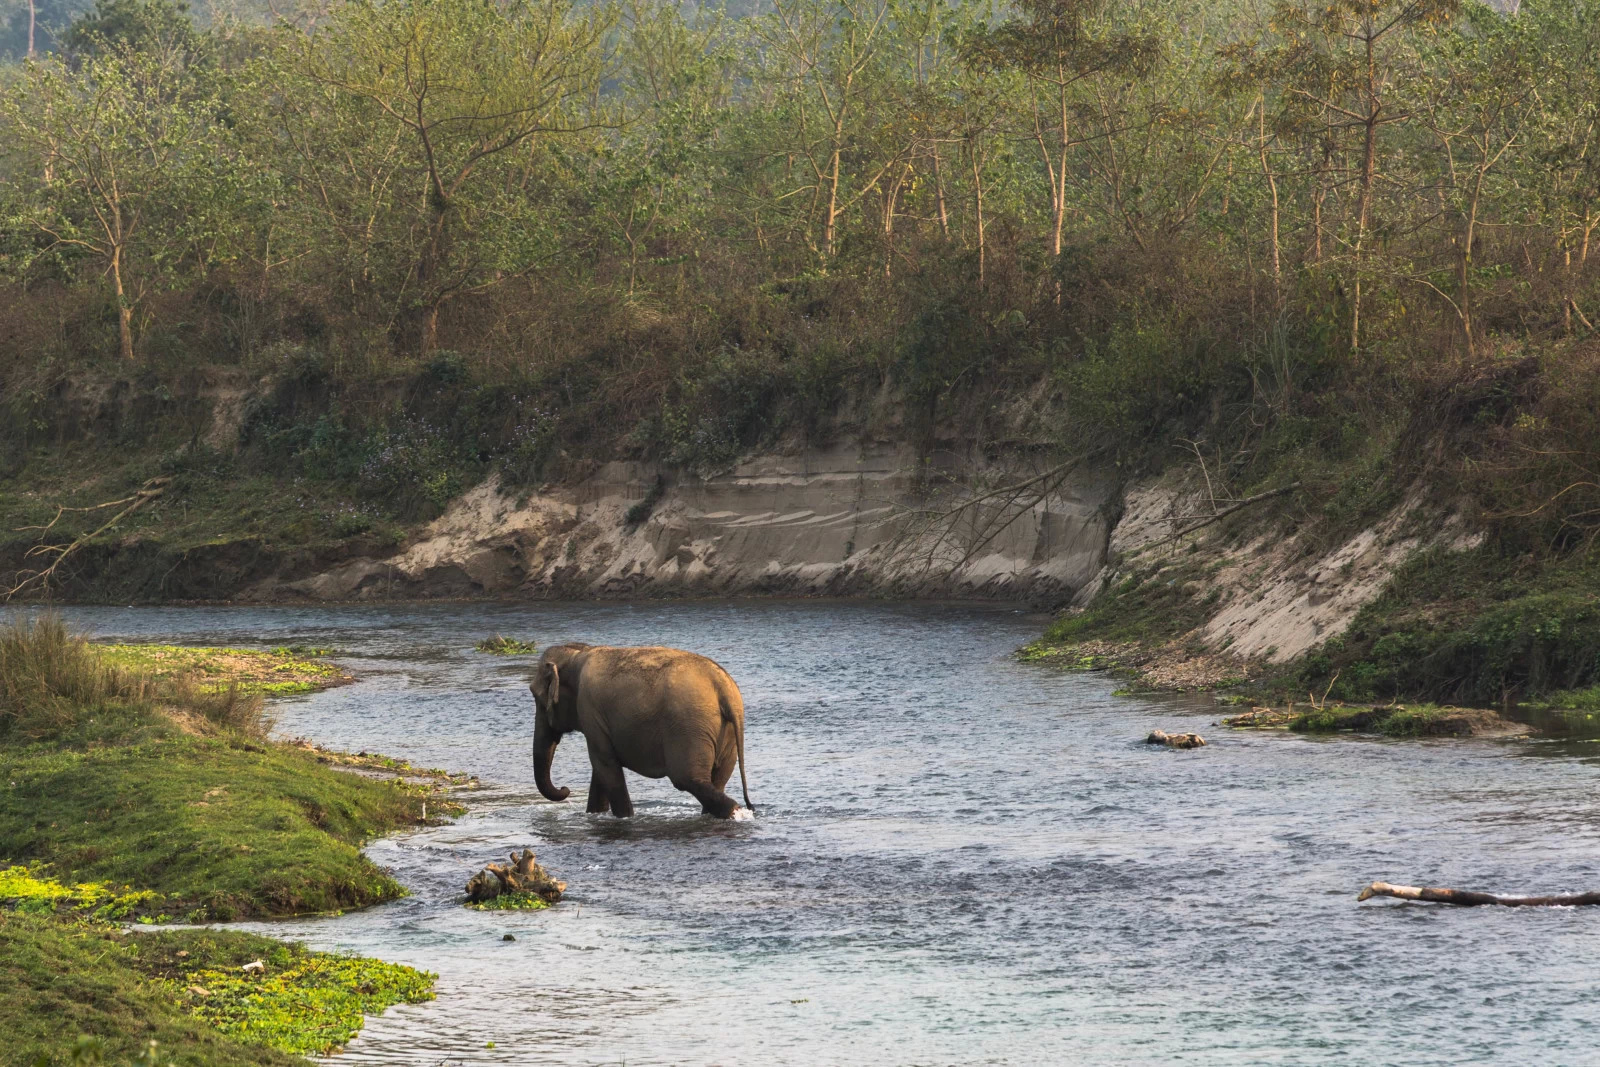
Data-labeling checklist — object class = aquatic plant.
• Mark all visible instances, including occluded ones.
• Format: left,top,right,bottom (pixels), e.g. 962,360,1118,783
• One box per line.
475,636,538,655
93,644,346,695
182,951,435,1055
2,916,435,1064
466,891,552,911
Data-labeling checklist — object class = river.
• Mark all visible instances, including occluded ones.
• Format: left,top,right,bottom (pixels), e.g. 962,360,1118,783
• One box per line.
60,601,1600,1065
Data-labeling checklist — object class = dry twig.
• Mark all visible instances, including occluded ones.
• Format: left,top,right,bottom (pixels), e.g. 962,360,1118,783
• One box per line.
5,476,171,601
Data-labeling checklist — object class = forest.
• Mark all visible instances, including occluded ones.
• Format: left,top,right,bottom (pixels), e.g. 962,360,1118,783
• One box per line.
0,0,1594,453
1,0,1600,699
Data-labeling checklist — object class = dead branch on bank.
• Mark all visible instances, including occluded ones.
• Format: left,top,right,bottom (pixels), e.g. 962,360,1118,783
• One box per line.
883,449,1107,578
1138,482,1301,554
4,477,171,601
1358,881,1600,907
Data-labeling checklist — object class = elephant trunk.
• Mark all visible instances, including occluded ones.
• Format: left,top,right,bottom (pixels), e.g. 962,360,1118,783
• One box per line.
533,720,570,802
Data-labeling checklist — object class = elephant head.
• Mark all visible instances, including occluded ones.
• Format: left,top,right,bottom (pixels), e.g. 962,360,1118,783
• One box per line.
529,643,591,803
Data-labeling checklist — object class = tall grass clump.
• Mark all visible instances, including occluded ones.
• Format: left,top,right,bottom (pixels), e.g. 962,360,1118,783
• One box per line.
0,615,269,741
0,615,145,740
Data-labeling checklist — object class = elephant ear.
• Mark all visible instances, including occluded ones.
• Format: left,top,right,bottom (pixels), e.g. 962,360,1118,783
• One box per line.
534,661,560,710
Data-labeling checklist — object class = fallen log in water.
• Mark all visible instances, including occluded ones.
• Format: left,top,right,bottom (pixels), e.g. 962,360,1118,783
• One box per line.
465,848,566,905
1358,881,1600,907
1145,729,1206,749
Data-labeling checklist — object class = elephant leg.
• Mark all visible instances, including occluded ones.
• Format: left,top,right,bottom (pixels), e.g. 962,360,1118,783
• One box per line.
591,761,633,818
711,722,737,793
667,731,738,818
586,770,611,815
671,773,738,818
584,735,635,818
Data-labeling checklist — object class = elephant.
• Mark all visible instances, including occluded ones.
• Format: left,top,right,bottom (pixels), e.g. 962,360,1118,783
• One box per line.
529,642,753,819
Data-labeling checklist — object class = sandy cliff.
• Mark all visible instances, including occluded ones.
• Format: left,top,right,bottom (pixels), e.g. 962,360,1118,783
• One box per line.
254,441,1115,605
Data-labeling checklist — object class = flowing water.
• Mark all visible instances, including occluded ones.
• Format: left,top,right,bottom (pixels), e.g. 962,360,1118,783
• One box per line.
57,601,1600,1065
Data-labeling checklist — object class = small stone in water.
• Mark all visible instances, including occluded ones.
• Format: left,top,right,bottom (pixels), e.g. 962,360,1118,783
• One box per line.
502,933,516,941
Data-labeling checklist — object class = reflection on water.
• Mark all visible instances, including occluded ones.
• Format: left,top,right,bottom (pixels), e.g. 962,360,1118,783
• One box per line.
47,601,1600,1065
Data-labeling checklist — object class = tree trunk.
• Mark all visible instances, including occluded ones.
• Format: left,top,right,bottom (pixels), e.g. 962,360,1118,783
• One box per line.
970,137,986,286
824,122,843,260
1258,97,1281,306
111,245,134,361
1359,881,1600,907
930,141,950,238
1351,32,1379,353
1053,80,1069,259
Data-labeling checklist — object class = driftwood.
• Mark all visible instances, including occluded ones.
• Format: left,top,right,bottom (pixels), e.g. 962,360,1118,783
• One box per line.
5,476,172,600
465,849,566,904
1358,881,1600,907
1145,729,1206,749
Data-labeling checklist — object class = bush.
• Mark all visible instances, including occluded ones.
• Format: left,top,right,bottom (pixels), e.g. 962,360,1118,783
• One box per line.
356,420,469,518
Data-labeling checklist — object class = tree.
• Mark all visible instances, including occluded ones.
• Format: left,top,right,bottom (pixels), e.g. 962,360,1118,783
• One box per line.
1243,0,1459,351
755,0,899,263
287,0,614,352
959,0,1161,263
61,0,197,58
1,43,224,359
1413,3,1538,354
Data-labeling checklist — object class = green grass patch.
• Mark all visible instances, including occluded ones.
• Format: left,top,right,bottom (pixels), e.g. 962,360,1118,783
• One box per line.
0,616,452,920
1285,702,1516,738
1021,562,1218,664
1522,685,1600,712
92,645,347,695
0,915,434,1065
0,732,432,920
474,636,538,656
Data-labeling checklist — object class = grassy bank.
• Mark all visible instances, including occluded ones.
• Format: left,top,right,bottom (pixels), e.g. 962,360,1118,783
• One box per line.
0,616,458,1061
1027,540,1600,718
1,915,434,1065
0,619,443,920
92,644,347,696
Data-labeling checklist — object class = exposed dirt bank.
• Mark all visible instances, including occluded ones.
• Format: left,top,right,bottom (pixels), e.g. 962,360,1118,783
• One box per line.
244,442,1116,605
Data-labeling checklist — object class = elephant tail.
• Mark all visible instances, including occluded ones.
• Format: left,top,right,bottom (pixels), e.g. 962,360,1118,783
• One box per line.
723,691,753,814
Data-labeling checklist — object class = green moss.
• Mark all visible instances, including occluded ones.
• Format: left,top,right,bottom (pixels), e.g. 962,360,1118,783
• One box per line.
0,916,434,1065
465,891,551,911
474,636,538,656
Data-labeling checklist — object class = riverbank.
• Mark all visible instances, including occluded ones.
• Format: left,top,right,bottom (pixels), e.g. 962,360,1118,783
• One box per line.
0,617,463,1062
